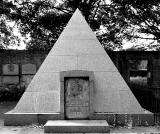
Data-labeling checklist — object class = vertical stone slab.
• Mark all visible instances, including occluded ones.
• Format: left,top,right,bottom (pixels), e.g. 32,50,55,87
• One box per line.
151,58,160,88
22,64,37,74
2,76,19,84
2,64,19,75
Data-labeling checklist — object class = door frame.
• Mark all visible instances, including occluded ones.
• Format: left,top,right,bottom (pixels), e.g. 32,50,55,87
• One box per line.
60,70,94,119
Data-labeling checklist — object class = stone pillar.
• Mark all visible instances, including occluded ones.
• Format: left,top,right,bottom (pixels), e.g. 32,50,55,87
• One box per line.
120,54,130,84
149,55,160,114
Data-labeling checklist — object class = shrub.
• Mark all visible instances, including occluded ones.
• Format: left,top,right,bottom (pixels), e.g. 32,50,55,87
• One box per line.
0,85,25,101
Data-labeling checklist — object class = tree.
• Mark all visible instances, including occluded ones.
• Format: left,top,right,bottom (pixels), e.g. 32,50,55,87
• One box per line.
1,0,160,50
8,0,102,50
0,1,20,49
99,0,160,50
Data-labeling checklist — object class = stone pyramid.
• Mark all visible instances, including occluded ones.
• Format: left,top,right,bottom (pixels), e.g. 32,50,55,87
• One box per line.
11,9,145,115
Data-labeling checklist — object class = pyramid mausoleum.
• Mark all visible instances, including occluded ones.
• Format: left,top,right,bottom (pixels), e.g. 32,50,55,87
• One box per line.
5,9,153,127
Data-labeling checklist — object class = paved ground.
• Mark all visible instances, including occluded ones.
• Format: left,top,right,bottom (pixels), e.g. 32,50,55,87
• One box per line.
0,126,160,134
0,101,160,134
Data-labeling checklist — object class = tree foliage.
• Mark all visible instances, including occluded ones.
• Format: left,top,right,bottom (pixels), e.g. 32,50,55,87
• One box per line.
0,1,20,49
109,0,160,50
0,0,160,50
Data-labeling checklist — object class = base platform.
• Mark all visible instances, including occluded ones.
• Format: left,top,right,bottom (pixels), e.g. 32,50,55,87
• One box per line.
44,120,110,133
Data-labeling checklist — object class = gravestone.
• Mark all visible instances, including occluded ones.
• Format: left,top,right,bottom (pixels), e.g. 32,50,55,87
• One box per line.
65,78,90,119
5,9,152,127
3,64,19,75
2,76,19,84
22,64,36,74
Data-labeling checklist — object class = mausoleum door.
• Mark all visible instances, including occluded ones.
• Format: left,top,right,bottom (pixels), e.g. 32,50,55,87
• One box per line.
64,78,90,119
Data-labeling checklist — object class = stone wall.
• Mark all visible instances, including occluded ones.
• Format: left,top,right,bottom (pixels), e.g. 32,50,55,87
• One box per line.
0,50,48,91
0,50,160,112
1,50,160,91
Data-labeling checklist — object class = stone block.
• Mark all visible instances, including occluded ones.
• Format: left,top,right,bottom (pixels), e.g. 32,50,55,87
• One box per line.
22,63,37,74
3,64,19,75
94,91,121,113
77,55,117,71
116,114,132,126
38,113,64,124
2,76,19,84
94,72,129,92
51,39,102,53
39,55,77,73
51,45,105,56
27,72,60,92
119,90,144,113
35,92,60,113
4,111,38,126
15,91,60,113
138,114,154,126
59,25,96,40
14,92,36,113
44,120,110,133
116,114,154,126
91,113,116,125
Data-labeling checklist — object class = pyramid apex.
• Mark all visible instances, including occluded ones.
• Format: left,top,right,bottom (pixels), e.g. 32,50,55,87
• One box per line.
75,8,81,12
69,8,84,22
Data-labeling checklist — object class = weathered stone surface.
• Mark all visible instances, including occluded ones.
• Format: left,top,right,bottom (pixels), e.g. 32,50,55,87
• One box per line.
2,76,19,84
65,78,90,119
4,111,38,126
118,90,144,113
94,91,121,113
14,91,60,113
21,75,34,88
44,120,110,133
5,9,146,126
50,39,103,53
94,72,128,91
14,92,36,113
51,44,105,56
77,55,117,71
38,113,64,124
3,64,19,75
94,89,144,113
58,10,96,40
22,63,37,74
35,92,60,113
39,56,77,72
27,72,60,92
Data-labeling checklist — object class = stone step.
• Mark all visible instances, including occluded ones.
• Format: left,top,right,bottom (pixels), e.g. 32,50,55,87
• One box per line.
44,120,110,133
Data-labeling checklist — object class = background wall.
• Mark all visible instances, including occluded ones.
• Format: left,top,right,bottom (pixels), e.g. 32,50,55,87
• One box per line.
0,50,160,112
0,50,47,101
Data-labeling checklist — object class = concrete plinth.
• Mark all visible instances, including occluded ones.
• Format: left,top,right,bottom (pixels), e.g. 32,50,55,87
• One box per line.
4,111,64,126
44,120,110,133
